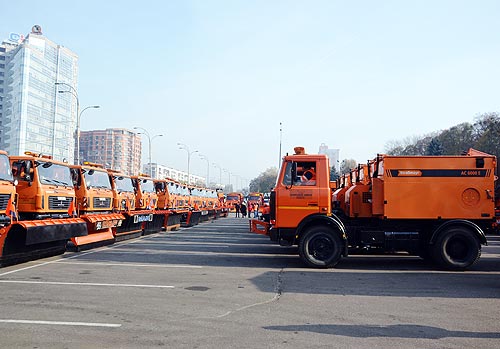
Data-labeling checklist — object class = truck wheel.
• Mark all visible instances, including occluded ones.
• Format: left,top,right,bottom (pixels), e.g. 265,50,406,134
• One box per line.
431,226,481,271
299,226,342,268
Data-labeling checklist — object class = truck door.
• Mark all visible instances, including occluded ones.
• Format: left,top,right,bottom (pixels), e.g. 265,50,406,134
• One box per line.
276,160,320,228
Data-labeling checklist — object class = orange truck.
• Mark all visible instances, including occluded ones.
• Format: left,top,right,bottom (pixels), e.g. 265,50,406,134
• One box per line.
107,169,148,240
153,178,182,231
69,162,124,249
225,192,243,212
252,146,496,270
2,152,87,265
247,192,264,214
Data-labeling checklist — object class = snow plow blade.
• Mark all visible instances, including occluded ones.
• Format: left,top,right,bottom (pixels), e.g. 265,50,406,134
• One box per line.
16,218,87,245
249,219,270,235
69,229,115,251
68,213,124,250
0,219,87,267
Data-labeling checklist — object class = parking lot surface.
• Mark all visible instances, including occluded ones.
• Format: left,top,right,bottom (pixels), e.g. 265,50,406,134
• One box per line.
0,216,499,348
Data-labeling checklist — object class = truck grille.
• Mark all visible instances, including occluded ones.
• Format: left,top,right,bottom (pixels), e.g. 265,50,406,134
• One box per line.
48,196,72,210
0,194,10,210
93,197,111,208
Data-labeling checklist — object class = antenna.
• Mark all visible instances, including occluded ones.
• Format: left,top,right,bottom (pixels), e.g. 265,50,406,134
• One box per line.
279,122,283,167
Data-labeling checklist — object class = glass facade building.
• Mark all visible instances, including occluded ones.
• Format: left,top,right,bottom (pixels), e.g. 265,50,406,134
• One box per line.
0,27,78,162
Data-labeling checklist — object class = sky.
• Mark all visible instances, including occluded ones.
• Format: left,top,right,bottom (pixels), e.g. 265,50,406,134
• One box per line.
1,0,499,188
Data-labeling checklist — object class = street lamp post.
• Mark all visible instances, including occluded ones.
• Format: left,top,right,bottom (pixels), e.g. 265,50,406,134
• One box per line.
199,154,209,187
233,174,241,191
178,143,198,185
223,168,231,189
213,163,222,189
55,82,99,164
134,127,163,178
77,105,100,163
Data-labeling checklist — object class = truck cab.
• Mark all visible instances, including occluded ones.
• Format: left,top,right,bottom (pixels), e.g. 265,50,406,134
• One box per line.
10,152,76,220
132,174,157,210
272,148,330,230
108,169,135,212
70,162,114,214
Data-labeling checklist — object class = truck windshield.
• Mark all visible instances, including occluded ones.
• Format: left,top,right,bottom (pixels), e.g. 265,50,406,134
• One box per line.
226,195,240,201
38,163,73,186
84,170,112,189
141,179,155,193
0,154,13,181
115,176,134,192
169,183,179,194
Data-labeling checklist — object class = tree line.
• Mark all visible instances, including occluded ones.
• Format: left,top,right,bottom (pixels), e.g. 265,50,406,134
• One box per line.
384,112,500,158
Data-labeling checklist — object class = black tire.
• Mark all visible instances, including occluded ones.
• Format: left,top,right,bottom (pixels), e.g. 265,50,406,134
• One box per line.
298,226,343,268
431,226,481,271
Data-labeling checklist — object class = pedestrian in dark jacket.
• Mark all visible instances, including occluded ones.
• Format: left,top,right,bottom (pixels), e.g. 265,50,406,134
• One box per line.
235,203,241,218
240,202,247,218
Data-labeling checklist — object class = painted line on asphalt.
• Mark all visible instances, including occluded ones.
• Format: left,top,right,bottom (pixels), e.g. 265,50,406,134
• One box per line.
0,260,57,277
0,280,175,288
0,319,121,328
0,233,159,277
53,261,203,268
91,250,296,257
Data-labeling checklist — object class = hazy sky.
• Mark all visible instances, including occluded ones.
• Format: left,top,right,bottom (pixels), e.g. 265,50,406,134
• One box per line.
2,0,499,188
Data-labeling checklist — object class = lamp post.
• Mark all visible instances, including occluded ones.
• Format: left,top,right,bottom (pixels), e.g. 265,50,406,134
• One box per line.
134,127,163,178
178,143,198,185
55,82,99,164
199,154,209,187
223,168,231,189
242,177,248,191
233,174,241,191
213,163,222,189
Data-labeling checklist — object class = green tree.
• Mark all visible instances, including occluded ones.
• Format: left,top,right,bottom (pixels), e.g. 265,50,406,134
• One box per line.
426,137,443,155
249,167,278,193
340,159,357,175
330,166,340,181
473,112,500,156
436,122,475,155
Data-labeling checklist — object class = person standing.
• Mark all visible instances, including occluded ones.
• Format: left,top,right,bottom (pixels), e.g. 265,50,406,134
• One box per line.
254,203,259,218
240,202,247,218
235,202,241,218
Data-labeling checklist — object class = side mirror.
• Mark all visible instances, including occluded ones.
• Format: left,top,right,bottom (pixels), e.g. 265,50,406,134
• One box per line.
24,161,32,181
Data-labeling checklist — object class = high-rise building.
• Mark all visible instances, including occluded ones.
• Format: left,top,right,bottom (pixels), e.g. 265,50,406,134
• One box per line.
79,128,141,176
318,143,340,172
0,25,78,161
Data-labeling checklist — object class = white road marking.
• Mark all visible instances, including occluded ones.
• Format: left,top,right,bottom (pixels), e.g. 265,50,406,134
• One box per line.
0,261,55,277
0,280,174,288
0,233,158,277
54,261,202,268
0,319,121,328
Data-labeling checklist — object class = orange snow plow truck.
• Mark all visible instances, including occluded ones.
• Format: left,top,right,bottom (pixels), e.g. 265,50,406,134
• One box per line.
0,152,87,266
251,146,496,270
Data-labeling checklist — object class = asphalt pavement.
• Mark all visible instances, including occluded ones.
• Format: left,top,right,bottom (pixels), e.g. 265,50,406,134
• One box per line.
0,215,499,348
